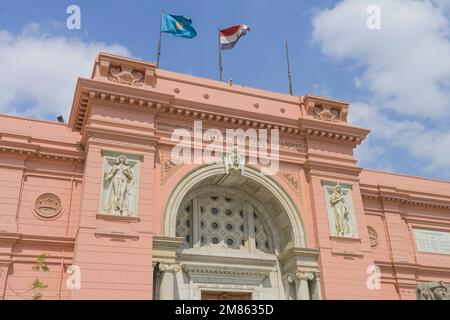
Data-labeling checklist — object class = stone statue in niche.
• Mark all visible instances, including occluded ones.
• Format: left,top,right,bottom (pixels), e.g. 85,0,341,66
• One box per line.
103,154,134,216
417,281,450,300
323,181,357,238
329,185,351,236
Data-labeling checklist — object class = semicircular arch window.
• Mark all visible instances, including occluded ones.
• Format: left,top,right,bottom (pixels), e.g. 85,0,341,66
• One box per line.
176,191,273,254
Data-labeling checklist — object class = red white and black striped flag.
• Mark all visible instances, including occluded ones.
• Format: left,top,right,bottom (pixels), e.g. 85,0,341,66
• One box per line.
218,24,250,81
219,24,250,50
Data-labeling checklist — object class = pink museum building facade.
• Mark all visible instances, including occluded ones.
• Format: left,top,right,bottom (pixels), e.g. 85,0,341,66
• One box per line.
0,53,449,300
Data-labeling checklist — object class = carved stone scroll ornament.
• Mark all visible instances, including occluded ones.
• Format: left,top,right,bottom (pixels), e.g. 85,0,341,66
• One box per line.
160,151,181,185
108,66,144,86
417,281,450,300
313,105,340,122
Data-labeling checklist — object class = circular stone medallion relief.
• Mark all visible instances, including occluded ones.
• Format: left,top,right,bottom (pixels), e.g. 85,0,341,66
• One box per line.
34,193,62,219
367,226,379,247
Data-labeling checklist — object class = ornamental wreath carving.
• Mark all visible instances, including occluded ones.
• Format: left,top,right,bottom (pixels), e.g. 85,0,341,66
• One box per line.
367,226,379,247
35,193,62,218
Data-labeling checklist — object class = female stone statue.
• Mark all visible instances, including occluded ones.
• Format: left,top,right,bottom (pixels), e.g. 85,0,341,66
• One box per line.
103,154,133,216
329,185,351,236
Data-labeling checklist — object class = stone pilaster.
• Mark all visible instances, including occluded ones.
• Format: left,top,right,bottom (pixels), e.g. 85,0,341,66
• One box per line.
282,273,296,300
159,263,180,300
295,272,314,300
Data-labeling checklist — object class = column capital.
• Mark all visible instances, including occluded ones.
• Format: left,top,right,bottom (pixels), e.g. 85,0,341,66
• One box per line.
282,273,296,283
296,272,315,281
159,263,180,273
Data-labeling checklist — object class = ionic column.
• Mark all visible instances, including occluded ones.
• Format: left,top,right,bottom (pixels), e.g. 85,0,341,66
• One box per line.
158,263,180,300
295,272,314,300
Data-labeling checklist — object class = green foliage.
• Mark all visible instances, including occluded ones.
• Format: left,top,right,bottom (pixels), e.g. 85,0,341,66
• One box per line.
31,292,43,300
32,254,49,272
31,253,49,300
31,278,48,289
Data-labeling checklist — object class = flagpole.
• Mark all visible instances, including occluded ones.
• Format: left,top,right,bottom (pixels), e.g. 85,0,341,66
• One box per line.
285,40,293,95
157,10,164,67
218,28,223,81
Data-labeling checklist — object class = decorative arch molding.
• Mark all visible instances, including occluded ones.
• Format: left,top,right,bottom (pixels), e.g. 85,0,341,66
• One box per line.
162,163,307,248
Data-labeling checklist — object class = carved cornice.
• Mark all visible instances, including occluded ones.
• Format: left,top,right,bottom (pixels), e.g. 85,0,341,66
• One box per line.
70,87,368,147
278,247,320,273
0,146,84,164
0,232,75,246
153,236,184,252
376,260,450,274
0,134,85,163
361,190,450,210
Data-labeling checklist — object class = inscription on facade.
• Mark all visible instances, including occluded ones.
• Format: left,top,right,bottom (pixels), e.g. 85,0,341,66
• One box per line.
414,229,450,255
155,120,306,153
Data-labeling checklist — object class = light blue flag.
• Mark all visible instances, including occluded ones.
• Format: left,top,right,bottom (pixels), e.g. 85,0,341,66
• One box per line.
161,13,197,39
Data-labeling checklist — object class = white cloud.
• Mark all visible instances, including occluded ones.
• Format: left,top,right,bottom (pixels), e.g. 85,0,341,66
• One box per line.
313,0,450,118
0,23,130,119
350,102,450,177
312,0,450,179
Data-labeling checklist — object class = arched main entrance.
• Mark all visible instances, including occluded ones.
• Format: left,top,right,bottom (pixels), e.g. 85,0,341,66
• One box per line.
153,164,320,300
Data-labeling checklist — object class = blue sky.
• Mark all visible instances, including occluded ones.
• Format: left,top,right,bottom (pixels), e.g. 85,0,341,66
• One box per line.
0,0,449,181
